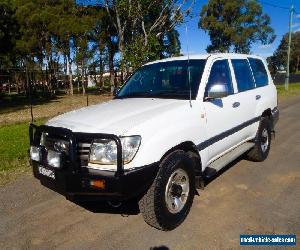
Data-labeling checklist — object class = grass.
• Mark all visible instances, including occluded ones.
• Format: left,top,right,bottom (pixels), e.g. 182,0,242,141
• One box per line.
0,84,300,185
276,83,300,99
0,120,44,185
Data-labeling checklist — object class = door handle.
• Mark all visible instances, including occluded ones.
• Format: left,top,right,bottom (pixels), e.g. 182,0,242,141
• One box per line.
232,102,240,108
256,95,261,100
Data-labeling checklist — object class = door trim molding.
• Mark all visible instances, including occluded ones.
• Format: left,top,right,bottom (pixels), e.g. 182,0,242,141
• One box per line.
197,116,260,151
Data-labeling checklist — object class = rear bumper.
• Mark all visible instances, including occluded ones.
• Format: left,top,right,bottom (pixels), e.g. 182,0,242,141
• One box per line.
32,162,159,201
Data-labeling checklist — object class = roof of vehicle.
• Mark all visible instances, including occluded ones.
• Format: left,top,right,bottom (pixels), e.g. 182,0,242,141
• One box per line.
146,53,263,65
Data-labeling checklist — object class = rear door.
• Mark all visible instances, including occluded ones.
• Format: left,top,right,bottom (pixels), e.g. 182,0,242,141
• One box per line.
247,57,271,134
230,58,258,140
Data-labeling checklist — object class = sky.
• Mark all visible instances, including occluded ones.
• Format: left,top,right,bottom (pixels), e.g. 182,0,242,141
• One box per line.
177,0,300,58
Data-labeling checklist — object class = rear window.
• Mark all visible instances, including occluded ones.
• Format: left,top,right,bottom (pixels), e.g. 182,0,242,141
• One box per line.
248,58,269,87
232,59,255,92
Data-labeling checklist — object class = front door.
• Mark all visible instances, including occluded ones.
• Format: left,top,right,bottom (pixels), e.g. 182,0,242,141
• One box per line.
203,59,251,163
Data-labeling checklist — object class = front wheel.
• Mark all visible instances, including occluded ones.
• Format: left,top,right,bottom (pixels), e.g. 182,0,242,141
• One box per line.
138,150,195,231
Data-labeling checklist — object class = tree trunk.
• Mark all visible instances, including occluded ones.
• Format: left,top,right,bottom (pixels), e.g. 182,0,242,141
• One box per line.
82,59,86,96
67,55,73,95
76,63,80,94
108,45,115,94
99,49,104,93
63,55,67,94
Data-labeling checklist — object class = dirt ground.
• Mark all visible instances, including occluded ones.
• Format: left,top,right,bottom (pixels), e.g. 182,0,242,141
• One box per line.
0,94,112,125
0,97,299,250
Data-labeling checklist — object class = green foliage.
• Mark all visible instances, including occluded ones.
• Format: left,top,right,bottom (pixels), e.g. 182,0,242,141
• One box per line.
124,35,163,69
267,31,300,74
115,0,183,70
0,0,18,69
199,0,275,53
0,0,183,94
123,30,181,69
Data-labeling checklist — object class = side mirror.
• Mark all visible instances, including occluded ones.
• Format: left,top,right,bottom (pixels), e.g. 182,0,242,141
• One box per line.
206,84,228,100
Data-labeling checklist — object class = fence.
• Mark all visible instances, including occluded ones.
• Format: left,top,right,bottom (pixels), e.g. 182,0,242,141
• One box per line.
273,73,300,85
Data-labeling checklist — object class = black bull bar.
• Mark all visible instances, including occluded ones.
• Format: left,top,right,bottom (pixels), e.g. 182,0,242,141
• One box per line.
29,123,124,176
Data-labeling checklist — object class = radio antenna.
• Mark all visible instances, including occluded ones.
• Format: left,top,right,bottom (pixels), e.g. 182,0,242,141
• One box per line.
185,24,192,108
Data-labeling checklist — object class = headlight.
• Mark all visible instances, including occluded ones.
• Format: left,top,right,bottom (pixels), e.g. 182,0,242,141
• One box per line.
30,146,41,162
89,136,141,165
47,150,62,168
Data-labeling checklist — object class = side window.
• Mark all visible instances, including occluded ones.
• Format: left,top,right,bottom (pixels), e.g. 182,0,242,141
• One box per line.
248,58,269,87
205,60,233,97
232,59,255,92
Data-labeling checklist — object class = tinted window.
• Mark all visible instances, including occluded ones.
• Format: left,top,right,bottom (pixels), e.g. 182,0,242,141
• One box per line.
248,58,269,87
205,60,233,97
117,60,206,100
232,59,255,92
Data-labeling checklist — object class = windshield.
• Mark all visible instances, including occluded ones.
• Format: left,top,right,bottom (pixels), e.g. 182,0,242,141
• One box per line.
116,60,206,100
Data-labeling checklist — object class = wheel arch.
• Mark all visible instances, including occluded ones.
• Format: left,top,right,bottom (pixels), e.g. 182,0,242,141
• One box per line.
159,141,202,176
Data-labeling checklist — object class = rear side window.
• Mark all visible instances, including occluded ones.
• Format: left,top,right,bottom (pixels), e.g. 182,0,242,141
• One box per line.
232,59,255,92
248,58,269,87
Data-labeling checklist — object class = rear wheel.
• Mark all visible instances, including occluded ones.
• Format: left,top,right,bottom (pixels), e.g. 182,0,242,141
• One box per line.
246,117,271,162
138,150,195,231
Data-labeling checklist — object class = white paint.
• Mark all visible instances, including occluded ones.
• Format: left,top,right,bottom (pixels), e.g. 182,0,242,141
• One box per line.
47,53,277,171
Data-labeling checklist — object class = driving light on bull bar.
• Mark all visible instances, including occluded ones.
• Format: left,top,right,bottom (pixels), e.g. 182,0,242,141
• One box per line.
89,136,141,165
47,150,62,168
30,146,41,162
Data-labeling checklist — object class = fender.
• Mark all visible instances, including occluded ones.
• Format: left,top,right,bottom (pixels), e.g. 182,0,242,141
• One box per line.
125,103,208,169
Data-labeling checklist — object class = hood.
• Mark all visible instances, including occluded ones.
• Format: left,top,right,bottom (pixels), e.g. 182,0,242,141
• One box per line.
47,98,187,135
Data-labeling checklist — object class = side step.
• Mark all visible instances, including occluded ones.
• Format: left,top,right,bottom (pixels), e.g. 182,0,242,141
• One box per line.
203,142,255,179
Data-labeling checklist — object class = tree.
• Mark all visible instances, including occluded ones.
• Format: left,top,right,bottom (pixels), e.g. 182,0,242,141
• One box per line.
199,0,275,53
267,31,300,74
14,0,61,93
1,0,185,97
0,0,18,70
103,0,188,75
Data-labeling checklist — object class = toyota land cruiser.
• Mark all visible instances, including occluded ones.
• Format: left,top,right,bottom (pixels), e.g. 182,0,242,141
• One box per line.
29,53,279,231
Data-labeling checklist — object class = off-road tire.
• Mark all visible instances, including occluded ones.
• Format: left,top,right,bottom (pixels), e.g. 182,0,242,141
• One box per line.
246,117,272,162
138,150,195,231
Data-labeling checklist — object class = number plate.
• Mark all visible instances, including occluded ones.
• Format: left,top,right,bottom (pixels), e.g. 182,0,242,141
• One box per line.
38,166,55,180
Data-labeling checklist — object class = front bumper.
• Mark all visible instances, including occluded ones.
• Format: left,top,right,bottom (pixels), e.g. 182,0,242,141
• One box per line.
31,162,159,201
29,124,159,201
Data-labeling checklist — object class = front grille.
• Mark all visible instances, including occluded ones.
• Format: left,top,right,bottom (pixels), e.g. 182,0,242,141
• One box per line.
77,141,91,167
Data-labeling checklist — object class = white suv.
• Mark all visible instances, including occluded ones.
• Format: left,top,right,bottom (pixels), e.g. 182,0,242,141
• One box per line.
29,53,279,231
